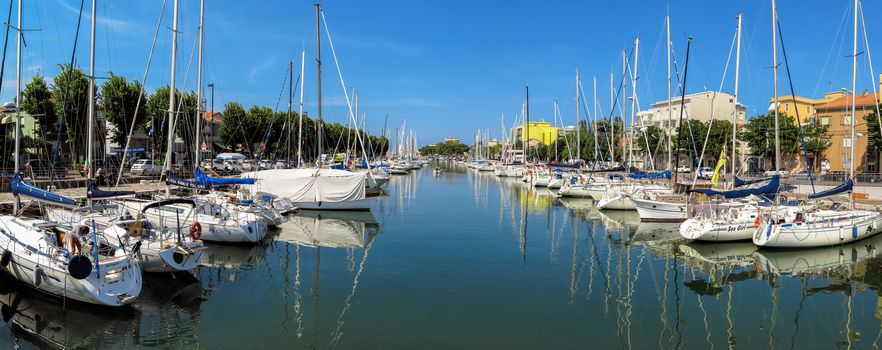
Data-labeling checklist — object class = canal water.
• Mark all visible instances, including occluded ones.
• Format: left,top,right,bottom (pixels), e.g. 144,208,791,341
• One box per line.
1,163,882,349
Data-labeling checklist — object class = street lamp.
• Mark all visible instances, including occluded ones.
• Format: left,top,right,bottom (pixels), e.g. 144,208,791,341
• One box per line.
207,83,215,157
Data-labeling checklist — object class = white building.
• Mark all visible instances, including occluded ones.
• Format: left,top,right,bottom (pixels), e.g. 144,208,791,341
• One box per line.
639,91,746,129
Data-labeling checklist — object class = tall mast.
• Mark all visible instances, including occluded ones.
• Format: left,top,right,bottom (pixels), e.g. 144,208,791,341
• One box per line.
666,14,672,171
86,0,96,206
315,3,323,163
12,0,21,212
297,50,305,167
850,0,858,208
525,84,529,162
630,37,639,169
286,59,293,162
772,0,780,174
195,0,205,168
164,0,179,197
618,50,625,164
732,13,742,187
610,70,614,163
576,69,581,162
672,37,693,185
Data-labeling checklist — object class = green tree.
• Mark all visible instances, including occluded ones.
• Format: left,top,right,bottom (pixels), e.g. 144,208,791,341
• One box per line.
802,117,830,171
739,112,799,168
21,75,56,142
865,106,882,153
219,101,248,152
51,65,90,162
99,74,146,146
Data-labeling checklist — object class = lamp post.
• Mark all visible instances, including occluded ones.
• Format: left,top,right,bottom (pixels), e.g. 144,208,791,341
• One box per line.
207,83,215,158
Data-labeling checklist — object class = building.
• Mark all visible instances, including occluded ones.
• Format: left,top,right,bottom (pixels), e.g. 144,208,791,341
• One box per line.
514,120,559,146
814,91,881,173
769,94,837,123
444,136,460,143
640,91,746,129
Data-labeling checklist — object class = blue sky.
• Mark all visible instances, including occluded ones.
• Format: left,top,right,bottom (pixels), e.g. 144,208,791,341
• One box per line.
5,0,881,145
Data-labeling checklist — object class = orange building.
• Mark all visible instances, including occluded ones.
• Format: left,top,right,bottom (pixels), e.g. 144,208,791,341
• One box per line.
814,91,882,173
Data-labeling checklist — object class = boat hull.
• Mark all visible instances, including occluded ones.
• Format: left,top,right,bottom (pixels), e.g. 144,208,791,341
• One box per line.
294,197,377,211
754,211,882,248
632,197,686,222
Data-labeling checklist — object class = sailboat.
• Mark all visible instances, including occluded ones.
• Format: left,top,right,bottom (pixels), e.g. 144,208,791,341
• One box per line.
754,0,882,248
242,4,377,212
0,0,142,306
120,0,268,243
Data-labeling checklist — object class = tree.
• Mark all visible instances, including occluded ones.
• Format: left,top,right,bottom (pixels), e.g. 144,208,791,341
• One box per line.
51,65,90,163
866,106,882,153
674,119,707,167
802,117,830,171
219,101,248,152
739,112,799,169
99,74,146,146
21,75,56,142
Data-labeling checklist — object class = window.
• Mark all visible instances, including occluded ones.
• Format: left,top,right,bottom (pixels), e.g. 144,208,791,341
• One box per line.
806,106,811,114
842,153,851,168
784,104,789,112
842,115,853,125
820,116,831,125
844,137,853,148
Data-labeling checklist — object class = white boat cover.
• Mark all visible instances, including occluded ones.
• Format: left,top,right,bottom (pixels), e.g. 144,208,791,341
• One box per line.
242,168,367,203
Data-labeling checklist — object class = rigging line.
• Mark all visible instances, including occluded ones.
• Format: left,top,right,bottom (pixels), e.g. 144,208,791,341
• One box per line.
51,0,86,180
256,63,292,161
669,36,701,170
777,17,816,193
812,1,852,98
693,21,738,186
858,2,882,184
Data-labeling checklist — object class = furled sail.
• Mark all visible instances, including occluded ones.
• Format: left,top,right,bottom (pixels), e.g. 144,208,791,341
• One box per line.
10,173,77,207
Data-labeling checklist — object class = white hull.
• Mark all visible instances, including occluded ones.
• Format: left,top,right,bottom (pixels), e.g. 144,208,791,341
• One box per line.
754,211,882,248
138,242,205,273
0,216,142,307
120,200,267,243
679,218,756,241
557,186,593,198
533,178,549,187
632,197,686,222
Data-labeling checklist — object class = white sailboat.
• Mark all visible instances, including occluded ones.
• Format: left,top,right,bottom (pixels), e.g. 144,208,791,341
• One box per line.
0,0,142,306
754,0,882,248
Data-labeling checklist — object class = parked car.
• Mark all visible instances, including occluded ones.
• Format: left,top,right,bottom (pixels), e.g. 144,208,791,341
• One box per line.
258,159,273,170
856,172,882,183
200,159,213,170
223,160,241,173
820,171,847,182
696,167,714,180
210,159,225,171
240,160,256,172
792,171,812,180
130,159,161,176
23,159,66,179
675,165,691,173
764,170,790,178
274,160,291,169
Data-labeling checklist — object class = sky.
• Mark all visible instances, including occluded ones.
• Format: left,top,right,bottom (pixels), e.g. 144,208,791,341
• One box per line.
4,0,881,145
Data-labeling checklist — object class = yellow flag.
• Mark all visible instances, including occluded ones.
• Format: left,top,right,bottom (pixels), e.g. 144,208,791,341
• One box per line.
710,146,727,186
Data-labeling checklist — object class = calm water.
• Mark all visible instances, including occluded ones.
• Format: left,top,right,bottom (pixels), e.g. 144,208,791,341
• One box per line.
2,164,882,349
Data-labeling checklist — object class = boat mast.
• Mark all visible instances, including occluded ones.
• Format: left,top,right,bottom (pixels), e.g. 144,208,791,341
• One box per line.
195,0,204,170
593,76,599,164
297,50,305,167
732,13,742,188
86,0,96,206
772,0,780,174
315,3,323,164
576,69,581,162
12,0,21,212
666,13,672,172
630,37,639,169
525,84,529,163
164,0,179,198
850,0,858,209
286,59,292,162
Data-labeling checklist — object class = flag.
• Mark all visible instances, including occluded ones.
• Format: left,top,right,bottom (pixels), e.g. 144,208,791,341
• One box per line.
710,145,727,186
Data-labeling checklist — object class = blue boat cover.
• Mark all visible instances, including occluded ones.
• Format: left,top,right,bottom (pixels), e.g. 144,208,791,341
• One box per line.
627,170,672,179
807,178,852,199
86,180,135,199
734,175,773,188
608,174,624,180
688,176,780,199
166,171,209,189
10,173,77,207
194,168,255,186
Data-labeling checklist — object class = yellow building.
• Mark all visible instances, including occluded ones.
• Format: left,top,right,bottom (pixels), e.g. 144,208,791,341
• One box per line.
769,94,835,123
514,121,558,146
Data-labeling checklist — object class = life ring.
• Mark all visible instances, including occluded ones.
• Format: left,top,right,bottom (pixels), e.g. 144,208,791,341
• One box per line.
754,216,761,228
190,222,203,240
69,235,81,254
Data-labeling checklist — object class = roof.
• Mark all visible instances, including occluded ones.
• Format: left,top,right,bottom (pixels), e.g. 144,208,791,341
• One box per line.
815,92,881,111
202,111,222,124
